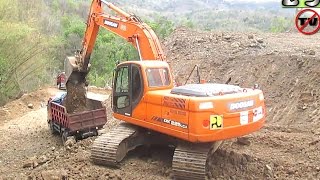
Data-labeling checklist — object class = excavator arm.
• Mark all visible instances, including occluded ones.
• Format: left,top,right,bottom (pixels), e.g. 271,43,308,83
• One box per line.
65,0,165,84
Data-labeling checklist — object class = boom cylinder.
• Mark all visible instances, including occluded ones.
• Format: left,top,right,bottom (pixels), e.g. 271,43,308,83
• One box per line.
101,1,131,18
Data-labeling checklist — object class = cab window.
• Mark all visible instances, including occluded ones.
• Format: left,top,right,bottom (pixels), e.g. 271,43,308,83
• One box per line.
115,66,129,93
115,66,129,109
146,68,170,87
132,66,142,101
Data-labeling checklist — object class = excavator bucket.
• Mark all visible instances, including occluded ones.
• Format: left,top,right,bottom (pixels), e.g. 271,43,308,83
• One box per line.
64,56,87,85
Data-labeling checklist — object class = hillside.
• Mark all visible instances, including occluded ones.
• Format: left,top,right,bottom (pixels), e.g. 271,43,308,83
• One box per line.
0,29,319,180
1,0,319,179
0,0,295,105
114,0,294,32
115,0,283,11
165,28,320,178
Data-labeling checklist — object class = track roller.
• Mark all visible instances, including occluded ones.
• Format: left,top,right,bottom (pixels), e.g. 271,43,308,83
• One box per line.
172,141,223,180
90,123,141,167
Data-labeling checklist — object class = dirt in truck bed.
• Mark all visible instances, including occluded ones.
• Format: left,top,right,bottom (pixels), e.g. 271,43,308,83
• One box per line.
64,82,89,113
0,29,320,179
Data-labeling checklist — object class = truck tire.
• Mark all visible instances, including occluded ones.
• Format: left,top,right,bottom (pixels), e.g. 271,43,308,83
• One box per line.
61,131,69,145
97,129,104,136
66,136,76,146
49,121,57,135
62,131,76,146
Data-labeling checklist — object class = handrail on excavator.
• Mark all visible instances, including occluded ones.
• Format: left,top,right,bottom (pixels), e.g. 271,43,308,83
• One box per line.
101,0,131,19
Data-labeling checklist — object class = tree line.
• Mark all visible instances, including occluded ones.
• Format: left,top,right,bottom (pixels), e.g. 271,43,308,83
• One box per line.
0,0,174,105
0,0,291,105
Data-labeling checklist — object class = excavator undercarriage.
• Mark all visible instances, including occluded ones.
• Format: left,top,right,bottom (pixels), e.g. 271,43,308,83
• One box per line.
91,123,223,180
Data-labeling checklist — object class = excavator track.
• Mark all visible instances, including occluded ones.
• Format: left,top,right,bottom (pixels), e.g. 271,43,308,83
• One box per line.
91,122,223,180
90,123,138,167
172,141,223,180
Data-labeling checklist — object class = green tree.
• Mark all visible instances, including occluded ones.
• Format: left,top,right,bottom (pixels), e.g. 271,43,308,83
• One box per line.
146,15,175,39
270,17,291,32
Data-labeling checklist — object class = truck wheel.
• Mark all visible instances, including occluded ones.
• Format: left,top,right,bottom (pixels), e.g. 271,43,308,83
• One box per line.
97,129,106,136
49,121,57,135
65,136,76,147
62,132,76,146
61,131,69,145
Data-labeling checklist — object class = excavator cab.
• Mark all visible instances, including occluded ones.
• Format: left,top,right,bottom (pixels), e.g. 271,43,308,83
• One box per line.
112,61,173,117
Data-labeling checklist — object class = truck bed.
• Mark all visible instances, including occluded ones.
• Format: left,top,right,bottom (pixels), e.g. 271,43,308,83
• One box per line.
48,97,107,140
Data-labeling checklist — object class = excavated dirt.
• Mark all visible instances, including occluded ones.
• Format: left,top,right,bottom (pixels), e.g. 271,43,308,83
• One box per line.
64,82,88,113
0,29,320,180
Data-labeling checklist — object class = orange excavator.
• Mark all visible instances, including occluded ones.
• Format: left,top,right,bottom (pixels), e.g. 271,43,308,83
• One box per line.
65,1,266,179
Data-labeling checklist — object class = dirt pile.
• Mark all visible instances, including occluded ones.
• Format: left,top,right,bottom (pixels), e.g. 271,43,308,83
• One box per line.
164,28,268,84
165,28,320,129
64,82,88,113
0,87,58,124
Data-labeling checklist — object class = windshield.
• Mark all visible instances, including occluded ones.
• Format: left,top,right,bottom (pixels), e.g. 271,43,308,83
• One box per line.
146,68,170,87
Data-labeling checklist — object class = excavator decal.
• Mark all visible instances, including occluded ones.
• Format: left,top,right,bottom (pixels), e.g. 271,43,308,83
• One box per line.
169,109,187,116
104,20,119,28
163,96,186,109
210,115,223,130
229,100,255,111
152,116,188,129
253,106,264,122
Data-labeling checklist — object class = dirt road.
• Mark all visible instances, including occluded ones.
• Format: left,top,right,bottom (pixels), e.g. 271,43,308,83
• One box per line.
0,30,320,179
0,106,173,180
0,88,171,180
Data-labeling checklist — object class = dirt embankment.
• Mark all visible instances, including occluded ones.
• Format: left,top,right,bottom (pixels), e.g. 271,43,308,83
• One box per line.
0,29,320,180
165,28,320,132
164,28,320,179
0,87,58,125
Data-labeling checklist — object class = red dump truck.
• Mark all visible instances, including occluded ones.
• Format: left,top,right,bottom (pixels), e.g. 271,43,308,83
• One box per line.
56,72,66,90
47,92,107,144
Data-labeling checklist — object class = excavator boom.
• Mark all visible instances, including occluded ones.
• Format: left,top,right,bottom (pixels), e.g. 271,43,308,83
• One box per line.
65,0,165,84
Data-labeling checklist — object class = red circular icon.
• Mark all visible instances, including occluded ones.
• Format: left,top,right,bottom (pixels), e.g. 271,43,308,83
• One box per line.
295,9,320,35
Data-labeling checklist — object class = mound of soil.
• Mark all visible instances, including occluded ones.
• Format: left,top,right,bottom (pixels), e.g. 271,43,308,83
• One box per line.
0,87,58,123
165,28,320,129
64,82,88,113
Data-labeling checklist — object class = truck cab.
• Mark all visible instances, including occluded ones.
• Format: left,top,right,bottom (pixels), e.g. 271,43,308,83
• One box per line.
56,72,66,90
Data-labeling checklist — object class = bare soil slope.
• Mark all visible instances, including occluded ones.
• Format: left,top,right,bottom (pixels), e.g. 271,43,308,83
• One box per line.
0,29,319,180
164,28,320,179
0,87,58,125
